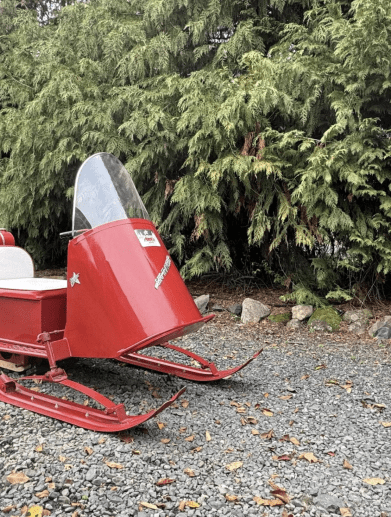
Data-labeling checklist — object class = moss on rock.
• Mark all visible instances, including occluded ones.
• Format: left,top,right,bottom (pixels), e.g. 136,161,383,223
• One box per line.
268,312,291,323
308,308,341,332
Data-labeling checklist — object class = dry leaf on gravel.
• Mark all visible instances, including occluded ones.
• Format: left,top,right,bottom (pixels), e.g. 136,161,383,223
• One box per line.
58,456,66,462
84,447,93,456
36,490,50,498
191,446,202,453
253,497,283,506
1,505,15,514
98,438,106,444
185,435,195,442
251,429,260,435
185,501,200,508
184,468,195,477
315,364,326,370
260,429,274,439
178,501,186,511
290,437,300,446
161,438,171,444
363,478,385,485
118,434,134,444
6,472,30,485
262,408,274,417
35,444,44,453
139,502,158,510
343,459,353,470
301,375,310,380
205,431,211,441
157,422,165,430
340,509,352,517
298,452,319,463
279,395,292,400
226,461,243,471
64,464,73,470
380,422,391,428
156,478,175,486
272,455,291,462
246,417,258,424
270,488,290,504
181,400,189,408
225,494,239,502
282,509,294,517
237,408,247,414
104,461,124,469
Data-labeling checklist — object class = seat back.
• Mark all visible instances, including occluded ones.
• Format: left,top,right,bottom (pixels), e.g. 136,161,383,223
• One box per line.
0,247,34,280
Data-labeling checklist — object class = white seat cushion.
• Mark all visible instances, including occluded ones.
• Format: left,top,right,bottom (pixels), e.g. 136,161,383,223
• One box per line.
0,278,67,291
0,247,34,280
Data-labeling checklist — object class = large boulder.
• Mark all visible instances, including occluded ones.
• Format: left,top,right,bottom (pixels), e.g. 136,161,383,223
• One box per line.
308,308,341,332
241,298,271,324
292,305,313,321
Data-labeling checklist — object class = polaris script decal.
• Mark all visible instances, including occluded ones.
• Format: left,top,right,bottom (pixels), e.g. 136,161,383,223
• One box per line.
155,255,171,289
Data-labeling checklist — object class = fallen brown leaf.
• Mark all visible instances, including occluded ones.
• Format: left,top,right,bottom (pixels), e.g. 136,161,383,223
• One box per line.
47,483,55,489
178,501,186,511
251,429,260,435
6,472,30,485
298,452,319,463
270,488,290,504
363,477,385,485
262,408,274,417
185,435,195,442
161,438,171,444
156,478,175,486
246,416,258,425
301,374,310,380
64,464,73,470
380,421,391,428
157,422,165,430
185,501,200,508
191,446,202,453
25,506,43,517
184,468,195,477
84,447,93,456
104,461,124,469
206,431,211,442
35,444,44,453
36,490,50,498
181,399,189,408
260,429,274,440
226,461,243,471
343,459,353,470
139,502,158,510
225,494,239,502
237,408,247,414
1,505,15,514
290,437,300,446
340,508,352,517
230,401,240,407
272,455,291,462
253,497,283,506
58,456,66,462
279,395,292,400
315,364,326,370
179,426,187,433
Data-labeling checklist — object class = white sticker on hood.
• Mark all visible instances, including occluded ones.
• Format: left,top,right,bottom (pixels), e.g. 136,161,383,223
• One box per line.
135,229,161,247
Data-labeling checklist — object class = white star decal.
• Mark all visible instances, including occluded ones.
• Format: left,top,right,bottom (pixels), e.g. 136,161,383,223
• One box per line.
69,272,80,287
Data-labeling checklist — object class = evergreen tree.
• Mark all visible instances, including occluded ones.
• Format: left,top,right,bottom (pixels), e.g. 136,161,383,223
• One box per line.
0,0,390,304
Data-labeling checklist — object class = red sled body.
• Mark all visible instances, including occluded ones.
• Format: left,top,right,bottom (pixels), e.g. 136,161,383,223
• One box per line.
0,153,261,431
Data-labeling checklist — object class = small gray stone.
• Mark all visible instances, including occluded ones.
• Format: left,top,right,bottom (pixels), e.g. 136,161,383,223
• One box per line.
194,294,210,314
348,321,367,334
86,468,97,482
376,326,391,340
241,298,270,324
212,304,225,312
292,305,314,321
287,318,302,329
368,315,391,337
228,303,242,316
315,494,345,512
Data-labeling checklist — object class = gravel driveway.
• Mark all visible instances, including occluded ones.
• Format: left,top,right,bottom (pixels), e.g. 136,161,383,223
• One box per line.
1,323,391,517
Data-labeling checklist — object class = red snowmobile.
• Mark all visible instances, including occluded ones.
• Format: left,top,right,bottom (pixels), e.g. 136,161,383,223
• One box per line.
0,153,261,431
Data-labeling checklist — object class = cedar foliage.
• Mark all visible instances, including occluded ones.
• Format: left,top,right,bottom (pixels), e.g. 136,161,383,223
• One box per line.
0,0,390,303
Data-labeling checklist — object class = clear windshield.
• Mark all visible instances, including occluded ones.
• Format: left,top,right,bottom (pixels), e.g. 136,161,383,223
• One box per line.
72,153,149,235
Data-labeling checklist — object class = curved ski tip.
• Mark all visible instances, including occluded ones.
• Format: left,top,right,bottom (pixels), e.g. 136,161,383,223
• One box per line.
253,348,263,359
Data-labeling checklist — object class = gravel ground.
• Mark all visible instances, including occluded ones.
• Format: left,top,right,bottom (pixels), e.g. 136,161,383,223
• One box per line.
1,323,391,517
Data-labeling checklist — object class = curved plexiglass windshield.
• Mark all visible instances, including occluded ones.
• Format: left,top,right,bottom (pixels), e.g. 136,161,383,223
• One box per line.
72,153,149,235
